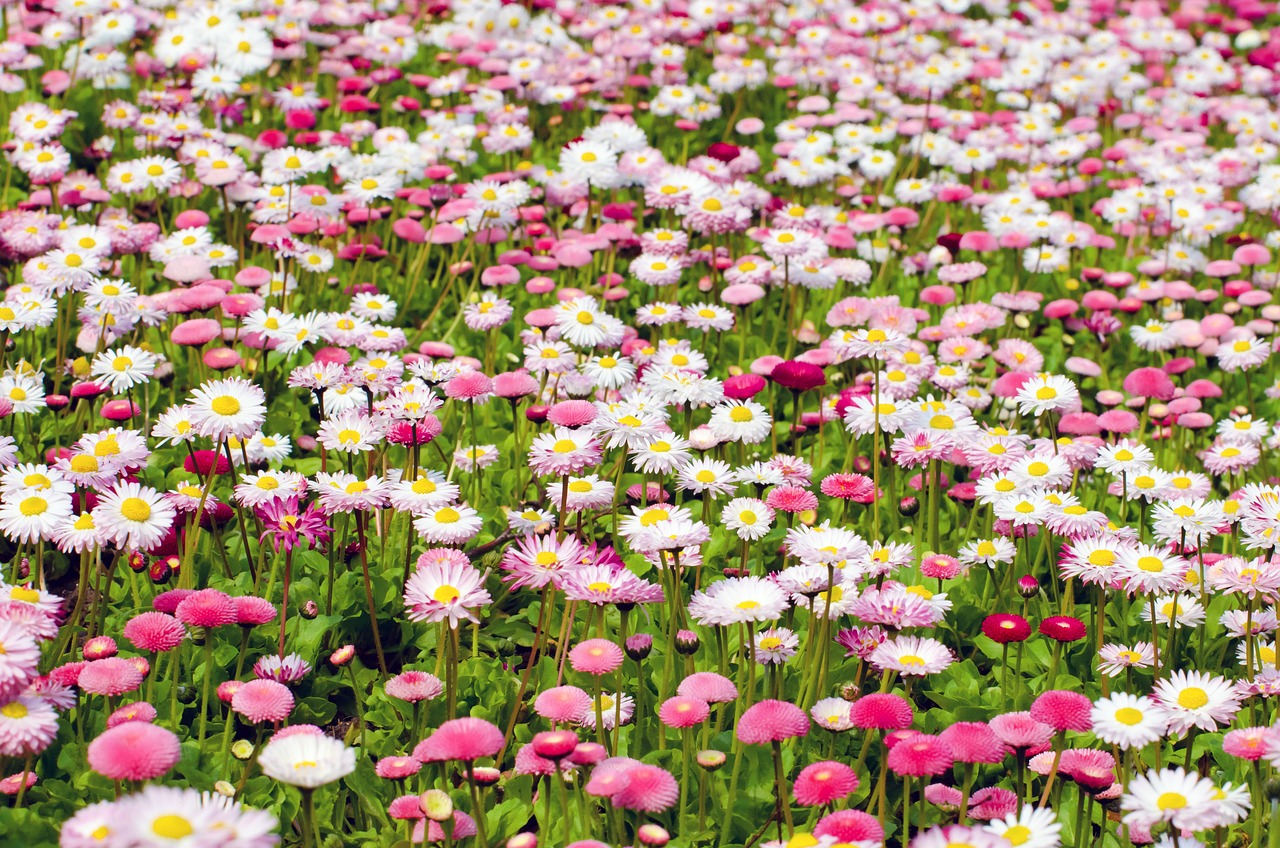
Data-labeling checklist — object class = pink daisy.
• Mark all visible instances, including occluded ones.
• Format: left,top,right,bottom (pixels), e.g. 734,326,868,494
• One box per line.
231,679,295,723
568,639,624,676
792,761,859,806
736,699,810,744
86,722,180,781
611,764,679,813
534,686,593,724
414,717,503,763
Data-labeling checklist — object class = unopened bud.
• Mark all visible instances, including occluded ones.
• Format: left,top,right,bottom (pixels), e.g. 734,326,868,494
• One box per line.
638,824,670,846
1017,575,1040,598
625,633,653,661
697,750,727,771
675,629,699,655
419,789,453,821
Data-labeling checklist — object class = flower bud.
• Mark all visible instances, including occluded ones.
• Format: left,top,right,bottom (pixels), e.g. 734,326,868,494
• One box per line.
419,789,453,821
214,780,236,797
697,750,727,771
149,559,172,585
301,600,319,620
675,629,699,655
83,636,117,660
472,766,501,786
531,730,578,761
329,645,356,667
638,824,670,846
569,742,606,766
231,740,255,760
1017,575,1040,598
898,496,919,516
625,633,653,661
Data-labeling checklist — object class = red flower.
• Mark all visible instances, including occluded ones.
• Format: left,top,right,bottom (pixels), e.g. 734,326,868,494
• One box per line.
1039,615,1087,643
981,614,1031,644
770,360,826,392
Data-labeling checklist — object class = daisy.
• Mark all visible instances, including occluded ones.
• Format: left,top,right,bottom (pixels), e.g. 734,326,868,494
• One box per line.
152,406,199,446
0,693,58,756
94,482,176,551
1152,670,1242,733
682,303,734,332
630,435,693,475
527,428,602,478
506,507,556,536
1014,374,1078,417
310,473,389,513
959,537,1016,568
1215,336,1270,371
1097,643,1156,677
246,433,292,465
561,564,663,607
1116,544,1189,595
708,400,772,444
1091,693,1170,749
591,407,664,450
547,475,615,512
0,372,44,414
579,692,634,730
404,559,492,629
413,503,484,545
317,411,384,455
617,504,696,543
810,696,855,732
1141,595,1206,627
754,628,800,664
722,497,774,541
52,511,105,555
984,805,1062,848
387,471,460,514
233,470,307,509
187,377,267,442
501,534,586,591
676,459,736,498
688,576,789,626
0,488,73,544
1121,767,1220,831
90,345,160,394
259,734,356,788
580,352,636,390
869,635,954,676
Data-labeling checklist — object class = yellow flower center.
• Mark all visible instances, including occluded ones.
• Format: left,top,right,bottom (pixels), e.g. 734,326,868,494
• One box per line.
211,396,241,416
1177,687,1208,710
120,498,151,522
1114,707,1143,726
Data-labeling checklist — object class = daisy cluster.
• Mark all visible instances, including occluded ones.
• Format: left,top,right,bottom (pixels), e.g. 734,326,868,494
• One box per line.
0,0,1277,845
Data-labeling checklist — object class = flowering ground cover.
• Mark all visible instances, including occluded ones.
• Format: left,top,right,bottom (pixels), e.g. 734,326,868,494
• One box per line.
1,0,1280,846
